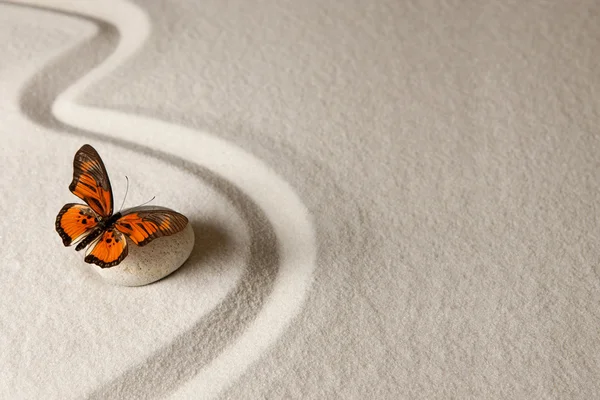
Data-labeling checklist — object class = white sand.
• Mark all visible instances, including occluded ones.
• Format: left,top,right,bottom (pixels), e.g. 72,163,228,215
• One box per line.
2,0,600,399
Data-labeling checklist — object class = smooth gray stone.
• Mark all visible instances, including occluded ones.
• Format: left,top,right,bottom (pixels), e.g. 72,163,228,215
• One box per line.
91,223,194,287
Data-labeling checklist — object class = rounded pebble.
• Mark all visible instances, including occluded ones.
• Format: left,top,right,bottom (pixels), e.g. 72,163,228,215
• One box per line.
91,220,194,286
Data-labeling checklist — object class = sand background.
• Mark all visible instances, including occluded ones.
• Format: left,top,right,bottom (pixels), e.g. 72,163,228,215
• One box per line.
1,0,600,398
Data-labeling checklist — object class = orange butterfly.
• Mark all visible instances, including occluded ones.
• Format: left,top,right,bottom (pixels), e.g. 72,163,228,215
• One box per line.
55,144,188,268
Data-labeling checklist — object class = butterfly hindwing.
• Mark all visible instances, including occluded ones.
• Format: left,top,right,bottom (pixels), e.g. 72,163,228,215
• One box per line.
55,203,100,246
69,144,113,217
84,228,128,268
115,209,188,246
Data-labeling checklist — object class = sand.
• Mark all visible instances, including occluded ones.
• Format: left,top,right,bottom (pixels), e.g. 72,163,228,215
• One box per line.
1,0,600,399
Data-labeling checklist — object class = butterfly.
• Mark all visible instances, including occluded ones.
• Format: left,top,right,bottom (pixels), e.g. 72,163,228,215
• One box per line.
55,144,188,268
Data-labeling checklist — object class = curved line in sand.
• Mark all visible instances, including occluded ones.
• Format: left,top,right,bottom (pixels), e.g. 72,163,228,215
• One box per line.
6,0,316,398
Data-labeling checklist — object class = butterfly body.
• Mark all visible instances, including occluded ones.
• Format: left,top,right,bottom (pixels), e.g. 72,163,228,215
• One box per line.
56,145,188,268
74,210,122,252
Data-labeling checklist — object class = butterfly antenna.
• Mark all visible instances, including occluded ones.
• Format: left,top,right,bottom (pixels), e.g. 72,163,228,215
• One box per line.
137,196,156,208
118,176,129,212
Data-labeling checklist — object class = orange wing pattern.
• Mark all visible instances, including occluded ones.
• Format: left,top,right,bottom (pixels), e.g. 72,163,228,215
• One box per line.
57,145,189,268
55,203,99,246
115,209,188,246
69,144,113,217
84,228,128,268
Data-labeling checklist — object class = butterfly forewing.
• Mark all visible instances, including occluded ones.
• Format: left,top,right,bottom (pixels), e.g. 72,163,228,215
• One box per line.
69,144,114,217
115,209,188,246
